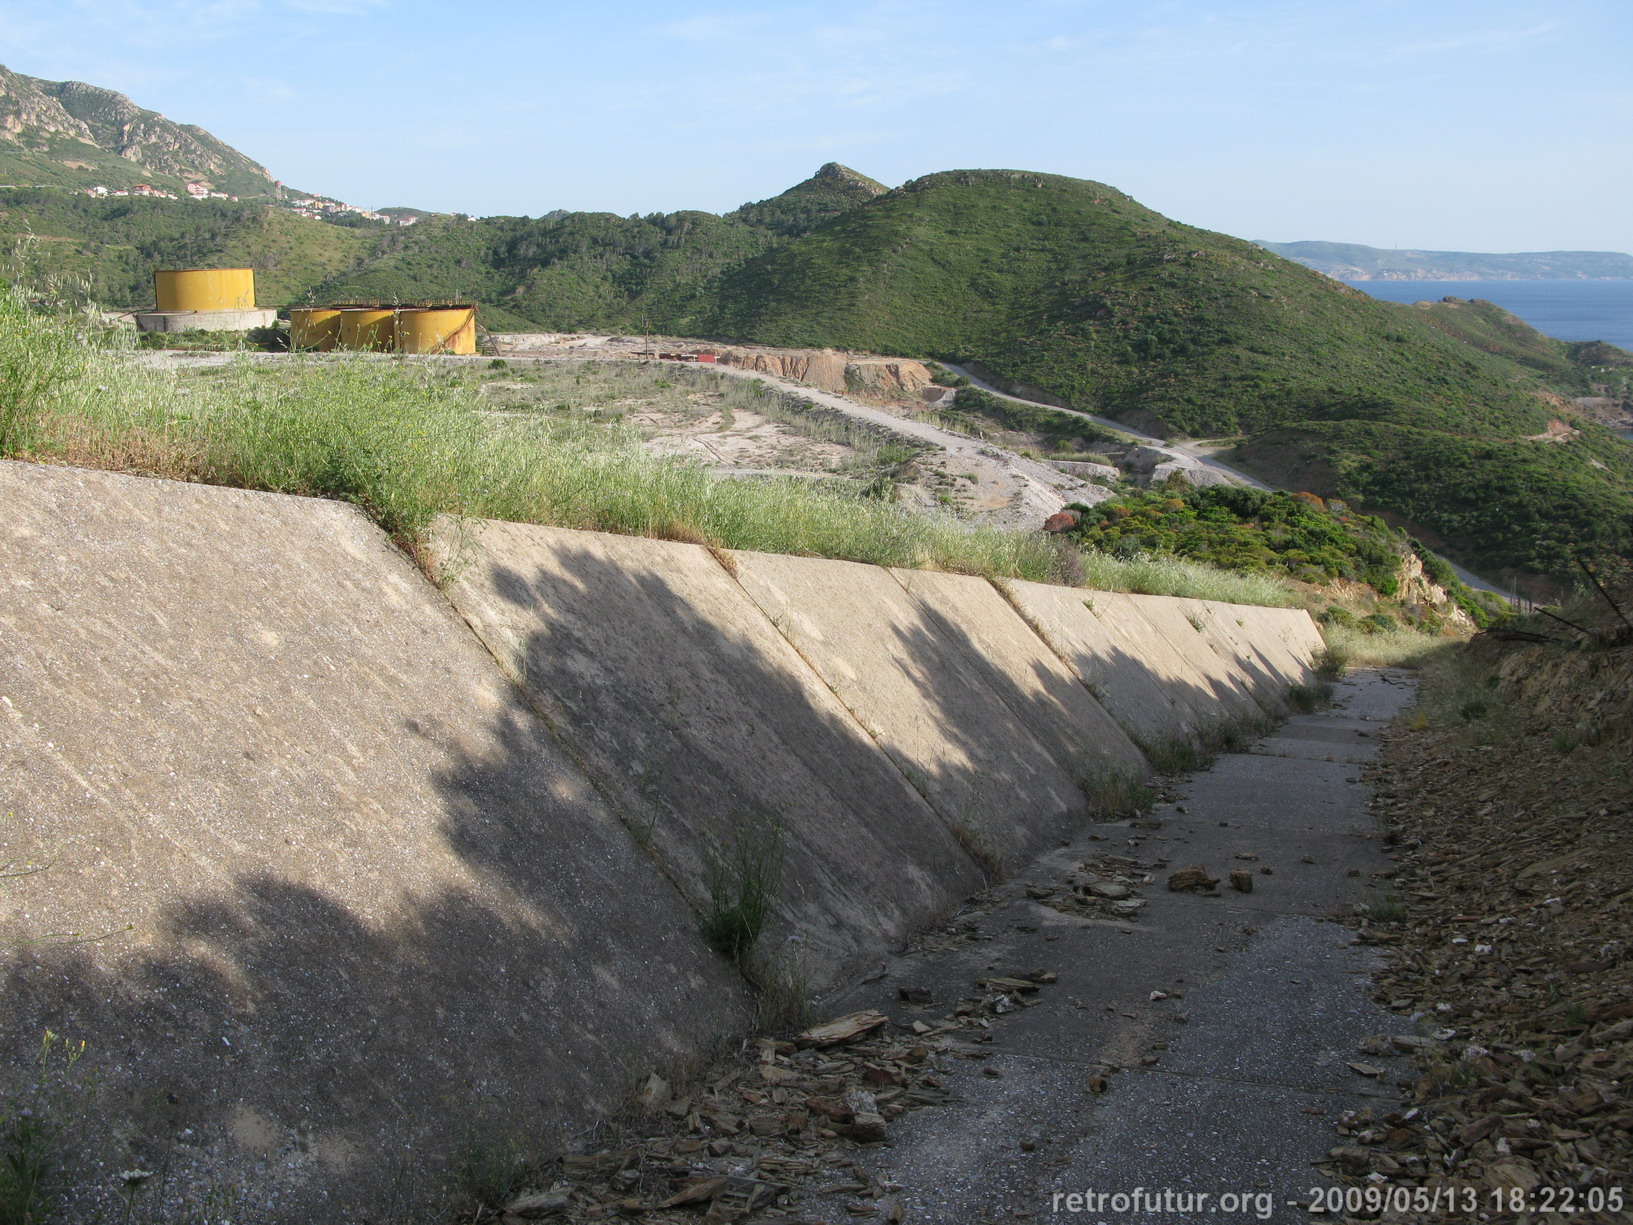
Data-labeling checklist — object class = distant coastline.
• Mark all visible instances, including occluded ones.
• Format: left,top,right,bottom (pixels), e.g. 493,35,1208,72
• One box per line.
1333,271,1632,282
1258,239,1633,282
1344,278,1633,353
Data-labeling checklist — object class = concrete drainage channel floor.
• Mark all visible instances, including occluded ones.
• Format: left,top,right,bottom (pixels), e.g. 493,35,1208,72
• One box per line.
815,669,1418,1225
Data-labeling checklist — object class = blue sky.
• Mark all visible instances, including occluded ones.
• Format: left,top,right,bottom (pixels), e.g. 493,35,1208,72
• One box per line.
2,0,1628,251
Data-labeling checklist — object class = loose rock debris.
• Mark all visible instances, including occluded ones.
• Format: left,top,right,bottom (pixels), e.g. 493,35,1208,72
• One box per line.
466,977,1059,1223
1165,864,1220,893
1315,644,1633,1223
1038,854,1153,921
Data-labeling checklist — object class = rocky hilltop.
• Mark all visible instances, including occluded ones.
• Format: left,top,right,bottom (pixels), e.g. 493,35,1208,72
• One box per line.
0,62,274,195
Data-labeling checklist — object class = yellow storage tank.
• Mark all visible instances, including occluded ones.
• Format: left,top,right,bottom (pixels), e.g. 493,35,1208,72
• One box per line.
337,308,396,352
395,306,477,355
288,307,343,352
154,268,256,313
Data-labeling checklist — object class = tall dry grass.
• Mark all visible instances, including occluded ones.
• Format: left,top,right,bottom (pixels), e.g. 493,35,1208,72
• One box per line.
0,292,1305,607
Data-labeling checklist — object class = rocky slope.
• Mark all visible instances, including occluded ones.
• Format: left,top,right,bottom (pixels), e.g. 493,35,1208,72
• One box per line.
0,62,274,195
1339,604,1633,1220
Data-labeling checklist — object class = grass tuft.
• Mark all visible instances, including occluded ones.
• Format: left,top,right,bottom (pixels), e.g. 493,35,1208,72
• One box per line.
701,822,783,968
1077,549,1294,607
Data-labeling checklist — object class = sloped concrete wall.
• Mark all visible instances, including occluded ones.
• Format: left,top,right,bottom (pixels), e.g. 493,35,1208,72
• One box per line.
1225,604,1324,686
1095,591,1276,727
888,569,1150,791
428,519,985,986
996,579,1203,755
0,459,1326,1220
0,462,749,1220
727,552,1094,869
1081,591,1270,732
1180,598,1306,707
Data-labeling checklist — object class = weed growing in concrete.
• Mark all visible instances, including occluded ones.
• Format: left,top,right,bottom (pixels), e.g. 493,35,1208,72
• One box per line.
0,1112,56,1225
1286,683,1331,713
1140,736,1205,776
1313,646,1350,680
451,1137,537,1213
1363,897,1407,924
951,824,1003,881
749,960,815,1033
1079,770,1154,818
701,822,783,967
0,1030,95,1225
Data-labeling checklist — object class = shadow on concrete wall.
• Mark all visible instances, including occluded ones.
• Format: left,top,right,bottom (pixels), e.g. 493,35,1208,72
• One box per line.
456,539,1261,973
0,530,1290,1222
0,665,748,1219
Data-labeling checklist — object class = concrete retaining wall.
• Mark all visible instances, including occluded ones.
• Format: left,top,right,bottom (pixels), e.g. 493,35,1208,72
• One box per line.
888,569,1149,795
0,462,749,1220
428,519,985,986
996,579,1202,755
727,552,1093,869
1096,592,1276,728
0,460,1325,1219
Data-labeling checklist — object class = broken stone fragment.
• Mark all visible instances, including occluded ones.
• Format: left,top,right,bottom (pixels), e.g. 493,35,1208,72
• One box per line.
503,1189,571,1217
1229,869,1254,893
1167,864,1220,892
979,975,1041,993
638,1072,670,1111
797,1010,890,1048
658,1176,729,1209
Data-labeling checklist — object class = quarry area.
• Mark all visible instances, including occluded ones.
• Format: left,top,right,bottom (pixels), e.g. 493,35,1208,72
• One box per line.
484,332,1241,529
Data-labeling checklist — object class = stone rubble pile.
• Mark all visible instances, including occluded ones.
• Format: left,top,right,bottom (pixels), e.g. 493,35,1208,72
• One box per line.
468,976,1059,1224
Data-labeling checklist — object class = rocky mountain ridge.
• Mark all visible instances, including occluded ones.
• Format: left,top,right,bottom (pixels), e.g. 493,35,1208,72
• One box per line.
0,62,274,195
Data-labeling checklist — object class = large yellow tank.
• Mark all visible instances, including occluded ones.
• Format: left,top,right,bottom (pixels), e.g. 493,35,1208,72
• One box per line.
394,306,477,355
154,268,255,313
337,308,396,352
288,307,343,352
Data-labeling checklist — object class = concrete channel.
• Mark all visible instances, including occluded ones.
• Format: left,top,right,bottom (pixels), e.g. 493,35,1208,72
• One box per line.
812,669,1418,1225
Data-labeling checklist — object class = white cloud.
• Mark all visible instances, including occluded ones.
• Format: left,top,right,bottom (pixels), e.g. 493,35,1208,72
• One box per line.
1383,20,1562,61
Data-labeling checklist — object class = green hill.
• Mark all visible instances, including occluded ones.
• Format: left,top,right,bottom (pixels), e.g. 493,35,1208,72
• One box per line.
304,163,885,330
0,136,1627,585
696,170,1633,584
0,188,376,307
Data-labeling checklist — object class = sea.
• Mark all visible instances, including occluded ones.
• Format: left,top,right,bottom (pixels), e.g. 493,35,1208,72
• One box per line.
1342,278,1633,353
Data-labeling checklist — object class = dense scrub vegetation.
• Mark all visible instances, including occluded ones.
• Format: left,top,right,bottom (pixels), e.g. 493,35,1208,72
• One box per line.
1063,484,1505,627
0,189,374,306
